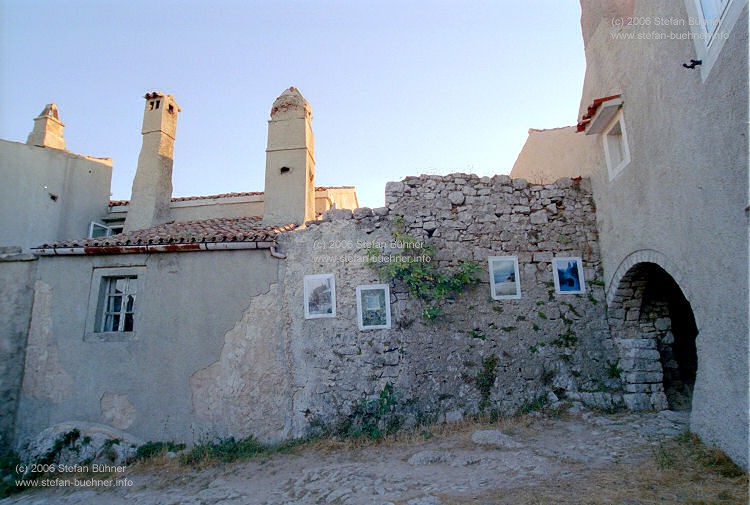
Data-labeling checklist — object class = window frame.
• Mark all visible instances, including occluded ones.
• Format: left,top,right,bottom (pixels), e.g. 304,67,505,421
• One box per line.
602,109,631,181
85,266,145,342
684,0,744,80
303,273,337,319
488,255,522,300
88,221,113,239
552,257,586,295
355,284,392,330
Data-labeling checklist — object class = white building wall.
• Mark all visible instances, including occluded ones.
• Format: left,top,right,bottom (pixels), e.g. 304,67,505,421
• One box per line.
0,140,112,251
579,0,748,467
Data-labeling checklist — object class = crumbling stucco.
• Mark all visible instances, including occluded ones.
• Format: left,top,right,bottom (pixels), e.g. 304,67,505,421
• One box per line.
100,393,136,430
190,283,293,442
22,281,72,402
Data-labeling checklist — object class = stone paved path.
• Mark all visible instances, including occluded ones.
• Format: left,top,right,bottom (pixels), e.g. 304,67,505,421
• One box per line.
2,409,690,505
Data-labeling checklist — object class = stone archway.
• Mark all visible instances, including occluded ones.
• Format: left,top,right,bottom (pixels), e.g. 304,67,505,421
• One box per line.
607,256,698,411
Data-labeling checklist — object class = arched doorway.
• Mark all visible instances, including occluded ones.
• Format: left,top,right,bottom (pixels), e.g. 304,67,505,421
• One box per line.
607,262,698,411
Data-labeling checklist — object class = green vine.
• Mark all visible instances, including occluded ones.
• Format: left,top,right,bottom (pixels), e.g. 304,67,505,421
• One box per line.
367,216,480,320
476,354,499,412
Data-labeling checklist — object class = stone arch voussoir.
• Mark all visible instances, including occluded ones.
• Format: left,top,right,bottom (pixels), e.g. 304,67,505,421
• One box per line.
606,250,696,412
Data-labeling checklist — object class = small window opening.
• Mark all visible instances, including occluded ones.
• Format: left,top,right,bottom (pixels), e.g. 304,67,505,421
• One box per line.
280,166,291,174
89,221,113,239
155,100,160,109
149,100,155,111
99,276,137,333
168,104,174,114
603,110,631,180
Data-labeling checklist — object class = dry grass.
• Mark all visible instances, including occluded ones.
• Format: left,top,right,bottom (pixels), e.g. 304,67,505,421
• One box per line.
446,430,749,505
304,411,539,454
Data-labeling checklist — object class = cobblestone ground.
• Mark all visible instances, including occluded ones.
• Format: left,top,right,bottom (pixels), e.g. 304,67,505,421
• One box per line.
1,409,705,505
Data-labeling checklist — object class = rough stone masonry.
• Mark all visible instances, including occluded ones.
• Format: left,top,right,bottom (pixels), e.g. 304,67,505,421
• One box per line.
189,173,624,442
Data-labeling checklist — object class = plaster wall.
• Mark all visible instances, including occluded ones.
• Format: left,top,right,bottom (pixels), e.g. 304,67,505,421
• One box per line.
315,188,359,215
0,140,112,251
579,0,749,467
13,249,280,448
510,126,598,184
188,174,618,443
15,174,619,449
263,114,316,225
0,252,37,454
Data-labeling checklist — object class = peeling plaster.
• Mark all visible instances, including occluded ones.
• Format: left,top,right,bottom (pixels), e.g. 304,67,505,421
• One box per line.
21,281,72,402
190,282,292,443
100,392,136,430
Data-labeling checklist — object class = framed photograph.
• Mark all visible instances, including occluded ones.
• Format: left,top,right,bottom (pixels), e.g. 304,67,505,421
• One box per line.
304,274,336,318
552,257,586,294
356,284,391,330
488,256,522,300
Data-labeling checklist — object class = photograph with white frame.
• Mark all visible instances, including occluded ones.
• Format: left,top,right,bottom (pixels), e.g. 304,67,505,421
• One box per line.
355,284,391,330
552,257,586,294
304,274,336,318
488,256,522,300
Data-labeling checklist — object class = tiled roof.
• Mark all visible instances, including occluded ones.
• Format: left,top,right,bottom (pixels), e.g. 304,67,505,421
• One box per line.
109,186,356,207
38,217,297,249
576,94,622,132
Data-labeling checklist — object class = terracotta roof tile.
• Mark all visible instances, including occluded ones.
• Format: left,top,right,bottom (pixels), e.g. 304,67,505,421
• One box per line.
109,186,355,207
576,94,622,132
38,216,297,249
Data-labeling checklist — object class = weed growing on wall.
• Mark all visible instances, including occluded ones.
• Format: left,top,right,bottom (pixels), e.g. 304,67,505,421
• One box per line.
367,216,480,321
476,354,498,412
335,383,403,440
136,441,186,460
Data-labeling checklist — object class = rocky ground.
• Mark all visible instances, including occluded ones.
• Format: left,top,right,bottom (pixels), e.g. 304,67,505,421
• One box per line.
3,408,747,505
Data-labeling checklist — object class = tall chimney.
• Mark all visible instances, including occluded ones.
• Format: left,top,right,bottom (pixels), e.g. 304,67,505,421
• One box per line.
27,104,66,149
262,87,316,226
124,92,180,232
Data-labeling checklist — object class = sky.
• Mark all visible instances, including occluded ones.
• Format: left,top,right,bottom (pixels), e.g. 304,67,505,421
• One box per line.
0,1,586,209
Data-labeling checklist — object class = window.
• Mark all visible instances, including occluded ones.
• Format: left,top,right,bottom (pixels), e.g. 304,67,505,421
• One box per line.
85,267,144,341
696,0,731,43
88,221,112,238
684,0,743,80
602,110,631,180
99,276,137,332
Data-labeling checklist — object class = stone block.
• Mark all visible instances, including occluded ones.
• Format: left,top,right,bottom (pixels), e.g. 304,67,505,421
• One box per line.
654,318,671,331
532,251,553,263
624,371,663,383
385,181,404,194
623,393,651,410
448,191,465,205
512,178,528,189
623,348,661,360
617,338,657,349
352,207,373,219
529,210,548,224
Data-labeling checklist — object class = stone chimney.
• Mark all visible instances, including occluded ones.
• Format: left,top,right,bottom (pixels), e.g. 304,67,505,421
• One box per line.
262,87,316,226
124,92,181,233
27,104,66,149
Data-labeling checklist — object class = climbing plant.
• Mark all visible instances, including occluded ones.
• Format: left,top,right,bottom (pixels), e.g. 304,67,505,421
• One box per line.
366,216,481,321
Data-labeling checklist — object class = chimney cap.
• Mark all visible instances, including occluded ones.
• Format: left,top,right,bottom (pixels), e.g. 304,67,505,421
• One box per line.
270,86,311,119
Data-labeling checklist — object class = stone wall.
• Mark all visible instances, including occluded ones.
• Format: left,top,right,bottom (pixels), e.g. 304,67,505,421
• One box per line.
13,173,624,450
200,173,621,443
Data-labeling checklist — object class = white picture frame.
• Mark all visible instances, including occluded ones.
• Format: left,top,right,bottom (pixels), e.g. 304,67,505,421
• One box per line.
488,256,521,300
304,274,336,319
355,284,391,330
552,257,586,295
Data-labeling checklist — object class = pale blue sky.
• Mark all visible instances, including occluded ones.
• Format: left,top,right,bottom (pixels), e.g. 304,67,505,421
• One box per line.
0,1,585,208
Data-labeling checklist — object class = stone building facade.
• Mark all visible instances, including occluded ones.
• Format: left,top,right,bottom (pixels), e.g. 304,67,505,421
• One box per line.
509,0,748,468
11,172,619,450
0,0,747,471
